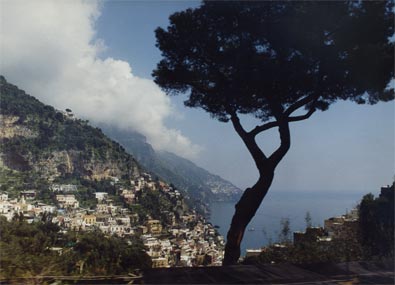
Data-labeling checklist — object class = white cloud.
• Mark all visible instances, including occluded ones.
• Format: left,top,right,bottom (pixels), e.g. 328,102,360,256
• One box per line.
0,0,201,159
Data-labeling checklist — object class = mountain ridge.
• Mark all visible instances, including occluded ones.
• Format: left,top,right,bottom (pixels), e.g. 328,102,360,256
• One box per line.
100,126,243,204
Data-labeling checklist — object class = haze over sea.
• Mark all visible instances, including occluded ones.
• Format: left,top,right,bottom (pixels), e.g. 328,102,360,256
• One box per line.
209,190,366,256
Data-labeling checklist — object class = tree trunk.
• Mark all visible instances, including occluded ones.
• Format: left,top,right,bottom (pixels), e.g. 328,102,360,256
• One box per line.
223,170,274,265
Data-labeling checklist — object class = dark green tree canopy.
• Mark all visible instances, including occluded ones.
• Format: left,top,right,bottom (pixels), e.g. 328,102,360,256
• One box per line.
154,1,394,123
358,183,394,258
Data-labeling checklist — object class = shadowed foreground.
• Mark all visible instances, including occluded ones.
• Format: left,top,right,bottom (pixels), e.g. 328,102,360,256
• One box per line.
1,260,392,284
142,260,394,284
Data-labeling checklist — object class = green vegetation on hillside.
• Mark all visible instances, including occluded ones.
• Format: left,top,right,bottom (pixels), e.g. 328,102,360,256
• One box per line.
0,216,151,279
137,188,180,224
0,168,49,199
0,76,140,201
359,183,394,258
0,76,130,160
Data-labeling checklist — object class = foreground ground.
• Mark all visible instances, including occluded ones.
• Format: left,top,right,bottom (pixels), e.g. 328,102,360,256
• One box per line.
143,260,394,284
1,260,393,284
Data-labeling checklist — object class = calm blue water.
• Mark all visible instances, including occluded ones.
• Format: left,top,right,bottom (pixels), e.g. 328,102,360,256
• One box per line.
209,191,363,256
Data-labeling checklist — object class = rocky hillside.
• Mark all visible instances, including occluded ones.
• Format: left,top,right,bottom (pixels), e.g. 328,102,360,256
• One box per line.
0,75,241,209
100,127,242,203
0,76,140,197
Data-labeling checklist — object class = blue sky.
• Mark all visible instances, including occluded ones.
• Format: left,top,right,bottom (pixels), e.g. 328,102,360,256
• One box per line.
2,0,394,194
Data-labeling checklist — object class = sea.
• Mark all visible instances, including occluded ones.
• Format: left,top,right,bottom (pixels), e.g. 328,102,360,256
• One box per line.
209,190,364,257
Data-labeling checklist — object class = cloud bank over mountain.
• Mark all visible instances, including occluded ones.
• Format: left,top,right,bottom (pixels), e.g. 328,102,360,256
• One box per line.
0,0,201,159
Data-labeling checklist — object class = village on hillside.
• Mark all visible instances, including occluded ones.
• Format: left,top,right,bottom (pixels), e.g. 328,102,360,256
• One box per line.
0,172,225,268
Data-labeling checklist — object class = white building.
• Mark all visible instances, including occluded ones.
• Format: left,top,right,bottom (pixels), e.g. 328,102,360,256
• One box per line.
50,184,77,192
95,192,108,202
0,192,9,201
41,204,56,213
56,195,79,208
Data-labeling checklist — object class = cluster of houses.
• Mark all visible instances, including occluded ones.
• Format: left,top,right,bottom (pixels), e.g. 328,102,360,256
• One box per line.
0,193,56,222
0,173,224,267
292,207,359,246
141,218,224,267
245,207,360,259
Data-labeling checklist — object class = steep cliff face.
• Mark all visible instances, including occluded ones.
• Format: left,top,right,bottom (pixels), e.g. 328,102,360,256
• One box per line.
0,114,38,139
25,148,138,182
0,76,140,186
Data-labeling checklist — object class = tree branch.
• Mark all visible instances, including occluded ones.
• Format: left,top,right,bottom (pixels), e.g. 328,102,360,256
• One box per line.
249,105,316,137
229,111,248,138
288,107,316,122
229,95,316,170
268,120,291,167
284,93,319,117
249,121,279,137
265,95,316,166
229,112,268,172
